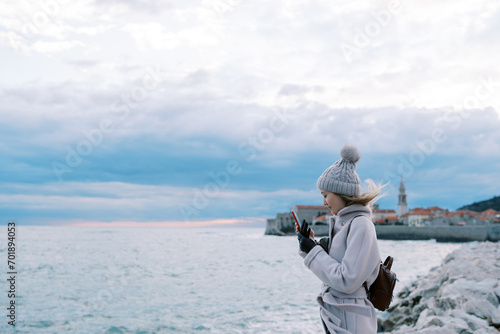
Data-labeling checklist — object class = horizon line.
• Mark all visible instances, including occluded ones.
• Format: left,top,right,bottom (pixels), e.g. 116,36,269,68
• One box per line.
26,217,267,228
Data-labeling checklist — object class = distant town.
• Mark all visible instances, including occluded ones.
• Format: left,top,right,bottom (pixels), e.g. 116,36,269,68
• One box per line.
372,178,500,226
265,178,500,236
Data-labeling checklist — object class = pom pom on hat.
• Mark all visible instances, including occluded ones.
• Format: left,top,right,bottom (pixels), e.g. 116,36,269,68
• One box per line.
340,144,361,163
316,144,361,196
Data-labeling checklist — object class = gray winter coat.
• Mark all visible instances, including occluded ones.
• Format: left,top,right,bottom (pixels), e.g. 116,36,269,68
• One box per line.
300,204,381,334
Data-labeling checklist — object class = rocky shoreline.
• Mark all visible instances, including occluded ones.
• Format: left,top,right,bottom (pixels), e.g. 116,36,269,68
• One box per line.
379,242,500,333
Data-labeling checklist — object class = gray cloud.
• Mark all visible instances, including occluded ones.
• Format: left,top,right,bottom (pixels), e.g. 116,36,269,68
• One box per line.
2,0,500,224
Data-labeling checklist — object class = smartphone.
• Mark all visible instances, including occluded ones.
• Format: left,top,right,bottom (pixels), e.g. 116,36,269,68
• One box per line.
292,210,301,231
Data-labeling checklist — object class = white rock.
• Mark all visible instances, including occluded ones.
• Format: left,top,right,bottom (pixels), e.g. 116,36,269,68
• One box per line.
415,309,437,329
493,286,500,305
438,278,498,310
435,316,470,333
390,324,416,333
391,324,449,333
473,327,500,334
492,305,500,325
419,327,453,334
464,299,498,320
450,309,489,331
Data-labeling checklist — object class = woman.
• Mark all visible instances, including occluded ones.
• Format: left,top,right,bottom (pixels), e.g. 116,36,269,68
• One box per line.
297,144,382,334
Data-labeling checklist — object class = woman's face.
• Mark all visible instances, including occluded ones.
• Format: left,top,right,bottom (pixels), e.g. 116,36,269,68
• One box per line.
321,190,346,215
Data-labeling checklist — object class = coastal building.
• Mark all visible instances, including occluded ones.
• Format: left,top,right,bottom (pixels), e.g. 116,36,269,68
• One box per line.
293,205,329,226
403,207,500,226
432,209,492,226
398,177,408,220
264,205,330,235
313,214,331,225
480,209,500,219
408,208,432,226
372,207,398,224
427,206,448,215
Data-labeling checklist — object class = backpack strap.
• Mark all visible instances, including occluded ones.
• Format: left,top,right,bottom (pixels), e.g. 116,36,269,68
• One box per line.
337,214,377,299
345,214,365,235
347,214,380,297
330,214,364,250
345,214,377,299
363,281,371,299
384,255,394,270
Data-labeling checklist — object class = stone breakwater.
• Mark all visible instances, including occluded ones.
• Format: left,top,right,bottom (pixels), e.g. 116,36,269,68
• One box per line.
375,225,500,243
380,242,500,334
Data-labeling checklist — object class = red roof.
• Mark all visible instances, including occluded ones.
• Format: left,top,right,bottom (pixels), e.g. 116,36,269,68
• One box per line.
455,210,479,216
427,206,445,211
409,208,432,216
482,209,500,216
446,210,481,217
315,215,327,220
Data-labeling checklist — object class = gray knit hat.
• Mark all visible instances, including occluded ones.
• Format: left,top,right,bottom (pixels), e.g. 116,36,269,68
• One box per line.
317,144,361,196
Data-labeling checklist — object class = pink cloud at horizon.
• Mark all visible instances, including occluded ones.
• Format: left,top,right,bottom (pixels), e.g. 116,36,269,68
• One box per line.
62,217,266,228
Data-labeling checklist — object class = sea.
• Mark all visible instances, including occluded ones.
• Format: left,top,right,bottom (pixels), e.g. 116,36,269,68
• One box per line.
1,226,465,334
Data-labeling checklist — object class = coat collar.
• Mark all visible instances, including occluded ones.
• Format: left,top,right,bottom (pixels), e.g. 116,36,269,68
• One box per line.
335,204,372,225
328,204,372,235
327,205,372,250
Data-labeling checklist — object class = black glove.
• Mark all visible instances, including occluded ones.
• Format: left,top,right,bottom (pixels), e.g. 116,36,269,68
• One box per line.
297,232,317,254
299,219,311,238
319,237,329,253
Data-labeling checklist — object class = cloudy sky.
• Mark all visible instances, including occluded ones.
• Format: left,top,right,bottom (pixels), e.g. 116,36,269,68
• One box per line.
1,0,499,227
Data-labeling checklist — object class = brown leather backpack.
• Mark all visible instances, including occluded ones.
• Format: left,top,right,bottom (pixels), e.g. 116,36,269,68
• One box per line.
363,256,398,311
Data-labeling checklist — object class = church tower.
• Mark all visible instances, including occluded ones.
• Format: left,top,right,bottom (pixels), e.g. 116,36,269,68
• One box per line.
398,177,408,219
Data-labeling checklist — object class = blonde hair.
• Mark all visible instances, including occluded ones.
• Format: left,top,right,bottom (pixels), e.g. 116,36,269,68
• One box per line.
338,179,386,209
